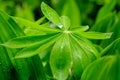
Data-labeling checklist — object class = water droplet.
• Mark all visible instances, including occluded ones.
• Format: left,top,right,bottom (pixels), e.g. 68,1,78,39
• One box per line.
58,25,63,28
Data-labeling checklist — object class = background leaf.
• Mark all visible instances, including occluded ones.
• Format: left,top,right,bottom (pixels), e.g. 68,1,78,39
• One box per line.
81,55,120,80
62,0,81,27
96,0,117,22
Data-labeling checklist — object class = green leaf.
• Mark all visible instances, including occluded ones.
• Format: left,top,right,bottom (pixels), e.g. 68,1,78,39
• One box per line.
71,25,89,32
0,10,47,80
13,17,60,33
14,33,61,58
1,33,58,48
100,13,120,47
35,16,46,24
96,0,117,22
101,38,120,56
91,12,116,32
76,32,112,39
62,0,81,27
41,2,63,29
81,55,120,80
0,40,12,80
60,16,71,30
50,34,72,80
69,34,99,79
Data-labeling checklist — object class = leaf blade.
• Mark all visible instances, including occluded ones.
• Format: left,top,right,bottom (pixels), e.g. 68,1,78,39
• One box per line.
41,2,62,29
1,33,58,48
50,34,72,80
14,33,61,58
77,32,112,39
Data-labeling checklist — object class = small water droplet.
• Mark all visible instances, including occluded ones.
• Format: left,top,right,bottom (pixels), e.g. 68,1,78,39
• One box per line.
58,25,63,28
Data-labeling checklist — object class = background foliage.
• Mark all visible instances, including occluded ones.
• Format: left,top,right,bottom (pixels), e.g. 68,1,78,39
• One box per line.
0,0,120,80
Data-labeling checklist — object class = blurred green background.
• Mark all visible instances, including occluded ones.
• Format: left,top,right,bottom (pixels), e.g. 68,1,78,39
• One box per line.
0,0,120,27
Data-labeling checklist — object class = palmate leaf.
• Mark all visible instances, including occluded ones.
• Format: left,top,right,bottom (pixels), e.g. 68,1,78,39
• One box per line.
0,2,114,80
41,2,63,29
81,55,120,80
50,34,72,80
1,33,59,48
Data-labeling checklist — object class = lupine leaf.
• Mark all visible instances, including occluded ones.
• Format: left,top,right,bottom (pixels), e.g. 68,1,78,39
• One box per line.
41,2,63,29
76,32,112,39
1,33,58,48
71,25,89,32
69,34,99,79
50,34,72,80
14,33,61,58
13,17,61,33
60,16,70,30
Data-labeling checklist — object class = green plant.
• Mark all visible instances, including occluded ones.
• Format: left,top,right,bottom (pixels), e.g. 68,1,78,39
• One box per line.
0,2,115,80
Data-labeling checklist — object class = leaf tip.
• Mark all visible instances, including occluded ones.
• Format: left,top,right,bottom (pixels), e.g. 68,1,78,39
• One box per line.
106,32,113,38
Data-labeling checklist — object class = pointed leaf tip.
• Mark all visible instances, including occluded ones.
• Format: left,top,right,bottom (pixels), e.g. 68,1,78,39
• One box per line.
41,2,62,29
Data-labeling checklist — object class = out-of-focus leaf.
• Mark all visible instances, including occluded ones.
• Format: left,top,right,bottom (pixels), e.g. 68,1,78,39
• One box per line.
96,0,117,22
30,55,47,80
60,16,71,30
62,0,81,27
101,38,120,56
15,5,34,21
1,33,58,48
50,34,72,80
14,33,61,58
81,55,120,80
51,0,67,14
25,0,41,10
93,44,103,53
0,10,47,79
76,32,112,39
100,12,120,47
41,2,63,29
91,12,116,32
0,40,13,80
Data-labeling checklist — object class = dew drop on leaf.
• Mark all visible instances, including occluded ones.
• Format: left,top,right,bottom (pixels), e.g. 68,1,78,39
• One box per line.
58,24,63,28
